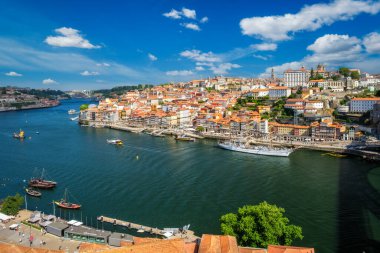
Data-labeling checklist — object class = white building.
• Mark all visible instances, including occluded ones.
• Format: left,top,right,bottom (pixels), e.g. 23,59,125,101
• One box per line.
350,98,380,113
283,67,310,87
268,87,291,98
258,120,269,134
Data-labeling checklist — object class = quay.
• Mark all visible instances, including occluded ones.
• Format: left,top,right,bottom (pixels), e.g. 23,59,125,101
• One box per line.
97,215,199,242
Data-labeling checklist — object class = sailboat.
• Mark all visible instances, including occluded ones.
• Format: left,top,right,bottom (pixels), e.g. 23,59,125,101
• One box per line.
28,168,57,189
13,129,25,139
54,188,81,209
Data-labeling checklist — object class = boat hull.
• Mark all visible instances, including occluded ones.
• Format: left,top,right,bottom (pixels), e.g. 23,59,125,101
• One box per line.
25,188,42,197
28,179,56,189
218,143,292,157
54,201,81,209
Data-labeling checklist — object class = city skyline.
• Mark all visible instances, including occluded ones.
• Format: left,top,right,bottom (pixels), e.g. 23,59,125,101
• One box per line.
1,0,380,89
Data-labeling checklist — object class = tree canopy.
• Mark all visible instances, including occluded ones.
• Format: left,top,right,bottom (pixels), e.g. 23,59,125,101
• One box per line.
339,67,350,77
220,202,303,248
1,193,24,216
350,71,360,80
80,104,89,111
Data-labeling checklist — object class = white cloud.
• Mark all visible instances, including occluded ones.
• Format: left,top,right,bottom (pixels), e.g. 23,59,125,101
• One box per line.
200,17,209,23
363,32,380,54
163,9,182,19
260,33,372,77
180,49,242,75
166,70,194,76
42,78,58,85
180,50,221,62
182,8,196,19
96,62,110,67
5,71,22,76
250,43,277,51
210,63,241,75
252,54,269,60
305,34,362,63
163,7,197,20
260,61,303,78
80,70,99,76
45,27,100,49
148,53,158,61
195,66,205,71
181,23,201,31
240,0,380,41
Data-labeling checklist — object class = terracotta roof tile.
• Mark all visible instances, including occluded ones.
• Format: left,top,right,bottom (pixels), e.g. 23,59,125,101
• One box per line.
268,245,314,253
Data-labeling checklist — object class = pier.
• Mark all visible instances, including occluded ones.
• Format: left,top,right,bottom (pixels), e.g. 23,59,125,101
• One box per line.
97,216,199,242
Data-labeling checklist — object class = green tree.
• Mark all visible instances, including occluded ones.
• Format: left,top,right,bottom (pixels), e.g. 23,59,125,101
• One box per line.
350,71,360,80
196,126,205,132
1,193,24,215
375,90,380,97
310,68,314,79
339,67,350,77
220,202,303,248
80,104,89,111
331,75,340,81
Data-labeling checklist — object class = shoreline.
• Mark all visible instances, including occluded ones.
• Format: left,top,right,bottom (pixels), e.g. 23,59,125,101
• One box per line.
80,121,380,161
0,102,60,113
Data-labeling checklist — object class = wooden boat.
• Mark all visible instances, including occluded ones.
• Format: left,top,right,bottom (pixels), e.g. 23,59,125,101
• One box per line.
25,188,42,197
28,169,57,189
324,152,347,158
55,189,81,209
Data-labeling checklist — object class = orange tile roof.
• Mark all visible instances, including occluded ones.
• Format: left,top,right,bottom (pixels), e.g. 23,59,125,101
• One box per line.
101,238,187,253
269,87,289,90
79,242,112,252
268,245,314,253
238,247,267,253
351,97,380,101
198,234,238,253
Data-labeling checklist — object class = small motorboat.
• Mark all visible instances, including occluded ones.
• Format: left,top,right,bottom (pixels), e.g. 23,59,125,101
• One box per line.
68,109,76,115
25,188,42,197
107,139,123,145
13,130,25,139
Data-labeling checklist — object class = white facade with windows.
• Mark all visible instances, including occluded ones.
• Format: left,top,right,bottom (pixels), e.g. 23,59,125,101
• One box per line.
284,68,310,87
350,98,380,113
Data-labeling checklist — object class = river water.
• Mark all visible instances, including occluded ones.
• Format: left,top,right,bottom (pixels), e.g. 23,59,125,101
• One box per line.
0,99,379,252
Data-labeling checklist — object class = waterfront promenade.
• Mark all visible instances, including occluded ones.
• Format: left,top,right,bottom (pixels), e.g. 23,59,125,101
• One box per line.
87,121,380,160
98,216,199,242
0,210,80,252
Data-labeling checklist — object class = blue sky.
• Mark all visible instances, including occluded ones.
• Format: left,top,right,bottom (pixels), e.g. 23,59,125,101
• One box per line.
0,0,380,90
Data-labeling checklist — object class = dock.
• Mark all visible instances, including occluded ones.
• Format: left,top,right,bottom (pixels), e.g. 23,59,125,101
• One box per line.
97,216,199,242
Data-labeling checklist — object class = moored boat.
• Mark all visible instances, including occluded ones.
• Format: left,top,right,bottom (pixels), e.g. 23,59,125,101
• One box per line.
175,135,195,142
218,141,293,157
28,169,57,189
68,109,76,114
54,189,81,209
25,188,42,197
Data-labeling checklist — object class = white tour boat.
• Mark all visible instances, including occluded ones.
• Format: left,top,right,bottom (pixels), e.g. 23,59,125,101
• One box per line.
218,141,293,157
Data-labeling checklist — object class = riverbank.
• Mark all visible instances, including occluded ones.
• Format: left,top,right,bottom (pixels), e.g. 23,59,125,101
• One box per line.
0,101,60,112
81,121,380,161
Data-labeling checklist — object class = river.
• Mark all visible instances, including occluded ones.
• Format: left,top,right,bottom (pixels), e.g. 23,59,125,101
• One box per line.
0,99,379,252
